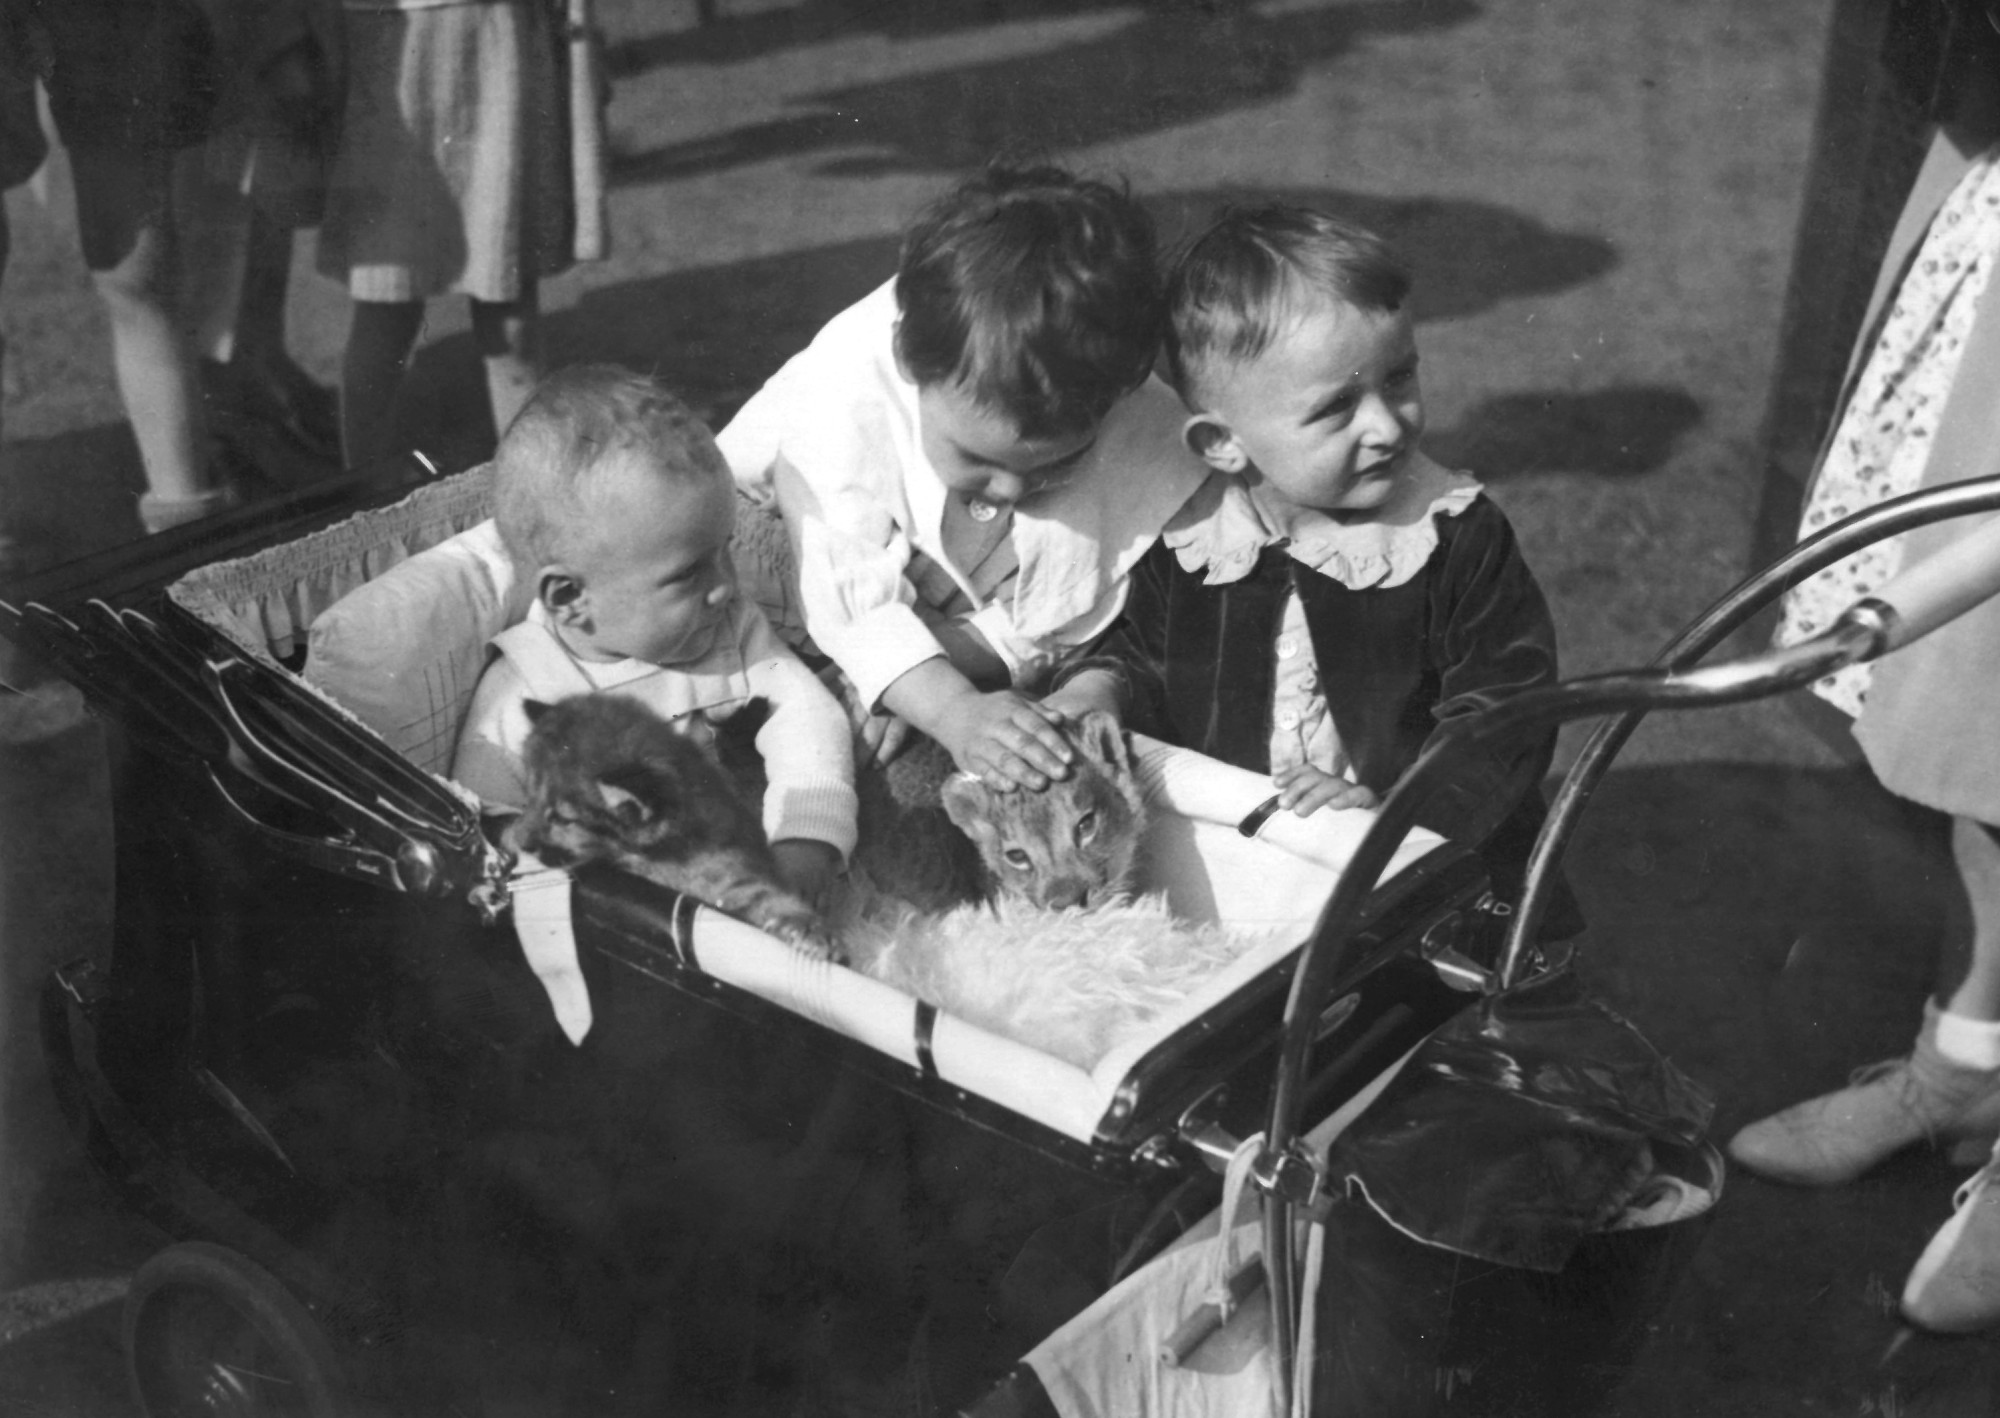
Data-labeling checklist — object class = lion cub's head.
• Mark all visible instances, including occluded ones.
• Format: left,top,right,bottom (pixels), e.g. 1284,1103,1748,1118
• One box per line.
940,710,1147,911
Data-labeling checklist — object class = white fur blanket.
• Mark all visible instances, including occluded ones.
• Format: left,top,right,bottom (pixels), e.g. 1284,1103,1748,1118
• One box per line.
836,888,1272,1070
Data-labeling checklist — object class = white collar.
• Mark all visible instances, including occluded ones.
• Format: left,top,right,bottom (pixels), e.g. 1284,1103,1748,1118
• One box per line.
1161,452,1482,589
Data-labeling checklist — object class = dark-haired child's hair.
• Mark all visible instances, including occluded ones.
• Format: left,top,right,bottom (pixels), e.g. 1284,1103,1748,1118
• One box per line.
1166,205,1412,402
894,160,1162,441
494,363,724,572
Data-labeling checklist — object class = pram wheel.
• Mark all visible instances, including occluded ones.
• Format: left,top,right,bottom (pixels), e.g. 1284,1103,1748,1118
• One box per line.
124,1241,350,1418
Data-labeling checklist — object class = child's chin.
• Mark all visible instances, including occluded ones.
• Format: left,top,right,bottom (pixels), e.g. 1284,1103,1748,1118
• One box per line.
1329,480,1399,515
650,623,724,667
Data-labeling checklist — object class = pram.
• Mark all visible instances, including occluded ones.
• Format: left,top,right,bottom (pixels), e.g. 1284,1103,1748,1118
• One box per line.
5,455,1997,1416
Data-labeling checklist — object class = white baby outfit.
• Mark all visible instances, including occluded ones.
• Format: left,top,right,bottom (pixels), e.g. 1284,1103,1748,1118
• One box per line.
452,596,857,858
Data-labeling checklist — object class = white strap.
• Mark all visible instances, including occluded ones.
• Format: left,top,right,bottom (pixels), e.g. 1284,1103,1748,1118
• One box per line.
510,863,591,1043
1292,1215,1327,1418
1207,1131,1266,1327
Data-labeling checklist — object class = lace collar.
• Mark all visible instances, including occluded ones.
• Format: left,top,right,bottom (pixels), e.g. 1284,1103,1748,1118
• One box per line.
1161,453,1482,589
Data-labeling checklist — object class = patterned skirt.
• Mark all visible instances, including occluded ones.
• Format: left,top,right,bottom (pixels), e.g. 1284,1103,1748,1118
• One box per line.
1777,142,2000,716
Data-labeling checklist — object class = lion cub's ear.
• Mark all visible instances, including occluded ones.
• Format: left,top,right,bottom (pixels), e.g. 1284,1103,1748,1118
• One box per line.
524,699,555,725
941,772,997,842
1068,709,1132,777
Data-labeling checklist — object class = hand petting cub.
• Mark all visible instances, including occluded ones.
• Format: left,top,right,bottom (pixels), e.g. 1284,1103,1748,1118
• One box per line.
939,710,1147,911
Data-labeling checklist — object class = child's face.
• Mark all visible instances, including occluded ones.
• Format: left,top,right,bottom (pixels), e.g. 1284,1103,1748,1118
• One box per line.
916,379,1099,510
1196,296,1424,517
551,451,738,666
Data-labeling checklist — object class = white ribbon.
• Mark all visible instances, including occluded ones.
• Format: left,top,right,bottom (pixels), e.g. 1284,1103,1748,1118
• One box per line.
509,863,591,1044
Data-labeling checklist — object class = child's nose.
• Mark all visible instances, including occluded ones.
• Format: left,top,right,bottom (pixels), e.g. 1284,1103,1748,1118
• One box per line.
1359,393,1411,445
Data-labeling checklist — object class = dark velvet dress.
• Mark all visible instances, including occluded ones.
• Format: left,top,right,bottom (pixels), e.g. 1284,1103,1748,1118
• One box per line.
1082,487,1581,935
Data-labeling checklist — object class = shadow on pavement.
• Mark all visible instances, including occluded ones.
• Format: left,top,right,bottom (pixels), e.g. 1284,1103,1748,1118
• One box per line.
1429,386,1704,481
608,1,1482,184
396,177,1617,472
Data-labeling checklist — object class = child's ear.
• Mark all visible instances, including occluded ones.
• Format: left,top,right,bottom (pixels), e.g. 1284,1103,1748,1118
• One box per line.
538,567,587,626
1183,414,1249,476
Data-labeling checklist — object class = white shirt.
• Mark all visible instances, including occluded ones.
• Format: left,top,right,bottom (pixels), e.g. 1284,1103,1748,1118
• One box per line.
1268,589,1350,780
451,598,858,858
717,280,1208,707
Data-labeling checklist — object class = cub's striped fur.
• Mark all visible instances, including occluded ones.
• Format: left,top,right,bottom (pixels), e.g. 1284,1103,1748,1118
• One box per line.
506,694,838,959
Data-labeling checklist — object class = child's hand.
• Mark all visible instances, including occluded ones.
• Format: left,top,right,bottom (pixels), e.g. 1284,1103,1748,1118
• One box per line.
771,838,842,909
941,690,1074,791
1273,763,1380,818
857,709,913,767
818,661,914,766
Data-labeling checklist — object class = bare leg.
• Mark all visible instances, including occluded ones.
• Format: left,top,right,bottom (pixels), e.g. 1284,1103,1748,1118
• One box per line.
1903,818,2000,1331
340,298,426,468
470,288,542,440
1728,814,2000,1188
70,147,213,508
1943,817,2000,1021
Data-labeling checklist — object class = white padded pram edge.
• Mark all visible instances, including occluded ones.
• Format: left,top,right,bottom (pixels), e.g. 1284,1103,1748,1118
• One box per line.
616,739,1447,1146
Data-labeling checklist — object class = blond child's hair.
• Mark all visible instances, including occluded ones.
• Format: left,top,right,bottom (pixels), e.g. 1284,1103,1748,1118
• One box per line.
493,364,724,573
1166,205,1412,405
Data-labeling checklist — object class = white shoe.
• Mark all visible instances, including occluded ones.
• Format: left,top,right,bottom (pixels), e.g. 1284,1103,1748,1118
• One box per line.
1903,1141,2000,1333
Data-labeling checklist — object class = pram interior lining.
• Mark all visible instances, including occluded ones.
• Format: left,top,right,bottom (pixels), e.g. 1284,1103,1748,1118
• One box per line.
164,468,1446,1148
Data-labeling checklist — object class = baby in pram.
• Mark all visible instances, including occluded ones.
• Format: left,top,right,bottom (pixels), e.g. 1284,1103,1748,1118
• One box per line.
450,365,859,910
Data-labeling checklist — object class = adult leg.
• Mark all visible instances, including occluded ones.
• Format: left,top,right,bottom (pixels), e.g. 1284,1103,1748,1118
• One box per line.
469,289,542,440
1729,815,2000,1186
67,145,230,531
340,298,425,470
1942,818,2000,1020
220,205,340,461
1903,819,2000,1331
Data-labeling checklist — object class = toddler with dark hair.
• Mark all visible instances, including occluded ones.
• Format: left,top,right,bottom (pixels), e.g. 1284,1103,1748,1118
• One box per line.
719,161,1208,793
1062,205,1574,921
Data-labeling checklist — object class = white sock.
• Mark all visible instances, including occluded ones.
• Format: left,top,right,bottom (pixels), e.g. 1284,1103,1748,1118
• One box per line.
1934,1011,2000,1071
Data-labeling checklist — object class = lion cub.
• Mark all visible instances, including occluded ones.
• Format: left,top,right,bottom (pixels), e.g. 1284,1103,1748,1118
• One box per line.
940,710,1147,910
505,695,839,959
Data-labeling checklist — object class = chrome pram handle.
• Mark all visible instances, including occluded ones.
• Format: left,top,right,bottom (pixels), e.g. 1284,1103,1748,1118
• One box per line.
1508,475,2000,977
1257,473,2000,1407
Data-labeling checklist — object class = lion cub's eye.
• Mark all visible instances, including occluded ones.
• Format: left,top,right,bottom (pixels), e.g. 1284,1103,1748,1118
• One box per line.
1003,847,1032,870
1073,811,1097,845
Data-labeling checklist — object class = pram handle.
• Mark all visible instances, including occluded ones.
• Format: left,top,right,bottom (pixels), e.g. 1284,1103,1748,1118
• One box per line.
1506,474,2000,976
1864,503,2000,650
1259,475,2000,1407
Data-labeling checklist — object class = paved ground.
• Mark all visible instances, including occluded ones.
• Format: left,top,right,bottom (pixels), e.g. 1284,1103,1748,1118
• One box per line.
4,0,2000,1412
